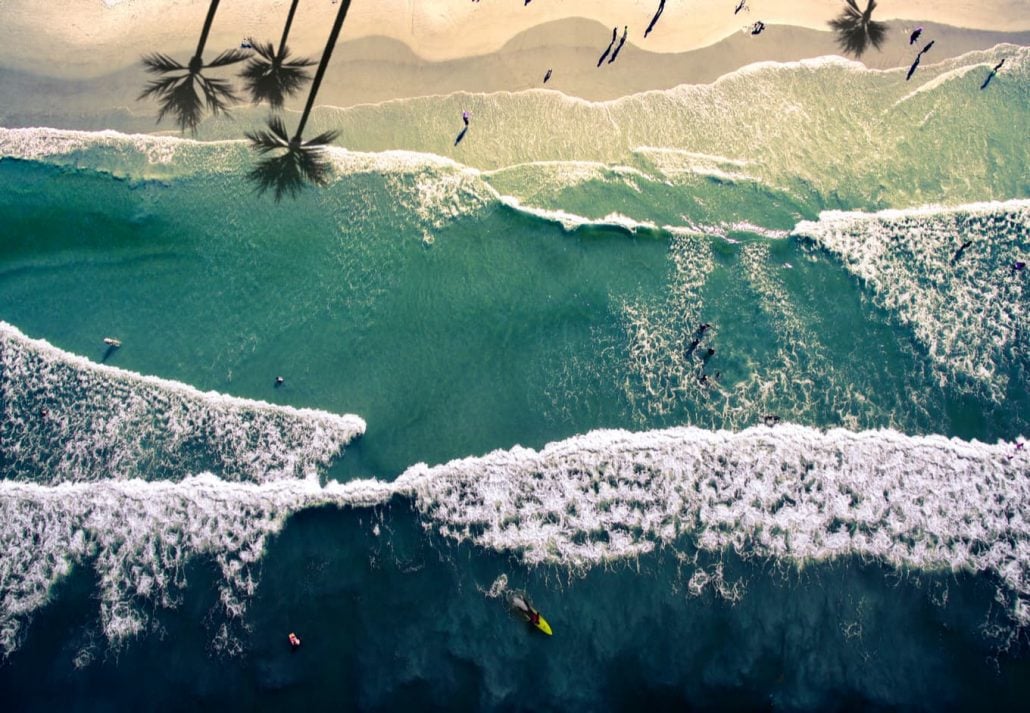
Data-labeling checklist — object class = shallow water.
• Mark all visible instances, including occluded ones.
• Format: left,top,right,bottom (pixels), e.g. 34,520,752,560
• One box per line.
0,45,1028,710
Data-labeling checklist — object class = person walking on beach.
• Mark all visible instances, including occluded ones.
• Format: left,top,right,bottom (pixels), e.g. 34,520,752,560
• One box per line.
735,1,749,15
597,26,618,67
462,110,470,127
909,27,923,44
645,0,666,38
751,21,765,36
609,26,629,64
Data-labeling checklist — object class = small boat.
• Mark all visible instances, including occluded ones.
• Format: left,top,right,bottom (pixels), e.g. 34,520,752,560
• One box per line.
103,337,121,348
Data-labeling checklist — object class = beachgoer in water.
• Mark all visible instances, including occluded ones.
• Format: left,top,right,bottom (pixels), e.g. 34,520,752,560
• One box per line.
288,632,301,649
1013,261,1026,272
544,68,552,83
645,0,666,38
751,21,765,35
103,337,121,348
597,27,618,67
951,240,973,262
763,414,781,426
608,26,628,64
703,347,716,359
909,27,923,45
275,376,285,387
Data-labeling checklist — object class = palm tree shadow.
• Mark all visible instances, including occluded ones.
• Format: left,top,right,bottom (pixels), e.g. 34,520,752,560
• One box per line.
247,117,339,202
828,0,888,58
138,0,249,133
454,126,469,146
240,40,315,109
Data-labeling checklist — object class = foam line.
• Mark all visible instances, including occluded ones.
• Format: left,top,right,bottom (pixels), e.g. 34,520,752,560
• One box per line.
398,425,1030,624
0,321,366,484
793,200,1030,397
2,425,1027,657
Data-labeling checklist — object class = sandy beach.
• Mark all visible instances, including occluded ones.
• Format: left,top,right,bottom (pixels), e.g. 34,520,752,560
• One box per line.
0,0,1026,132
1,1,1027,76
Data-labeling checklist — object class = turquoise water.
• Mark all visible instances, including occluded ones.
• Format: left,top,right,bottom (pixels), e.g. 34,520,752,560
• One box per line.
1,45,1028,710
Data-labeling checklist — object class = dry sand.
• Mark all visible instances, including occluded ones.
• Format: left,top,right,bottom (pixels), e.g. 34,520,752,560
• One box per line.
0,1,1026,132
1,0,1026,77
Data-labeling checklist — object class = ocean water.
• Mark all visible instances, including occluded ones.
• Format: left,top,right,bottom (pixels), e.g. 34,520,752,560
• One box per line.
0,44,1028,711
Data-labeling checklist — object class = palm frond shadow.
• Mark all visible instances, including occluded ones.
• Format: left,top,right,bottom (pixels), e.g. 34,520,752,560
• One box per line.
239,40,315,109
139,49,250,133
246,117,339,202
828,0,888,58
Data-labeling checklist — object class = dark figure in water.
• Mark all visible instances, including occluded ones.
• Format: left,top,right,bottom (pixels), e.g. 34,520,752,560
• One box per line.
544,68,552,83
702,347,716,361
597,27,618,66
684,339,701,357
981,58,1005,90
609,26,629,64
751,21,765,36
697,323,711,336
645,0,666,38
951,240,973,263
906,53,922,81
909,27,923,44
735,1,748,15
1013,261,1026,272
763,414,781,426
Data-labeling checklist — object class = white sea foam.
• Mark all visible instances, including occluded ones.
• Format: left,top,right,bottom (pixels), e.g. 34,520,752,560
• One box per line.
0,321,366,483
793,200,1030,397
2,424,1027,656
0,475,393,657
399,425,1030,622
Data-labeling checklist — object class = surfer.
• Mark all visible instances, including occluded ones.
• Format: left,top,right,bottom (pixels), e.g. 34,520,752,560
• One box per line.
510,593,548,633
608,26,628,64
544,68,552,84
645,0,666,38
909,27,923,44
597,27,618,67
951,240,973,263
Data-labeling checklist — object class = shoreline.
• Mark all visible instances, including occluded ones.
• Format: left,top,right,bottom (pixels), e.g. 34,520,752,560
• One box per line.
1,0,1028,78
1,18,1025,135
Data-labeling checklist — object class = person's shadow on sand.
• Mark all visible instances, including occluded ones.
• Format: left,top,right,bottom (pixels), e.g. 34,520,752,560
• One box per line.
454,126,469,146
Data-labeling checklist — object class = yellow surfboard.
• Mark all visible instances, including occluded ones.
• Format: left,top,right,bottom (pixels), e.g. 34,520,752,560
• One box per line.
530,611,553,636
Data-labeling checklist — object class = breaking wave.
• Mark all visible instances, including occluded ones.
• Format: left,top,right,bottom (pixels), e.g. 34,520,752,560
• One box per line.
0,321,366,484
794,200,1030,398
